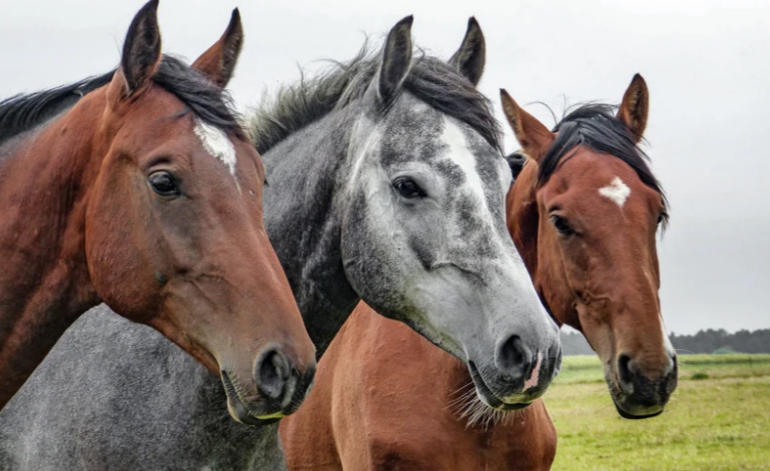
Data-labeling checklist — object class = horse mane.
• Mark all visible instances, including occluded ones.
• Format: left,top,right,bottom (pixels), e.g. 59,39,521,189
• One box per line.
0,72,113,145
538,103,669,226
248,45,502,155
153,56,244,138
0,55,243,147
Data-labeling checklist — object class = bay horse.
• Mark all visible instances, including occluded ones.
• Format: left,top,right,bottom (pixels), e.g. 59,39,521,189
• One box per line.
280,62,678,471
0,17,560,471
0,1,316,422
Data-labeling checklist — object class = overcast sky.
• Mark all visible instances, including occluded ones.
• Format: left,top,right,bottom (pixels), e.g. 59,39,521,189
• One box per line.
1,0,767,334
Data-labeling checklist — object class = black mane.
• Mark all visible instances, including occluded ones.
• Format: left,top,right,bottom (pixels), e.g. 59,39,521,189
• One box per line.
248,47,501,154
0,55,242,147
153,56,243,138
0,72,113,145
538,104,668,224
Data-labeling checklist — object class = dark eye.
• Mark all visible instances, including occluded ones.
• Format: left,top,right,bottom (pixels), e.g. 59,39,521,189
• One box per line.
657,211,667,226
393,176,426,199
148,171,180,197
550,215,575,236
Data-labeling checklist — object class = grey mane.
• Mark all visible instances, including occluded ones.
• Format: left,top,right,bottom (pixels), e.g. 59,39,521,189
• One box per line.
248,46,502,155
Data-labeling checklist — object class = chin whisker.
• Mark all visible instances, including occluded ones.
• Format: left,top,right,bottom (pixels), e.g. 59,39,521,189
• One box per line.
447,381,517,430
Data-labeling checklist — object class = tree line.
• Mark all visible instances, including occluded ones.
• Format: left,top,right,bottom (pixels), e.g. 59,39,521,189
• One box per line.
560,328,770,356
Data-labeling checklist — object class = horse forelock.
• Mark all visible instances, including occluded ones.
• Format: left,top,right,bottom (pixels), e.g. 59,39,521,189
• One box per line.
151,56,244,140
537,103,668,228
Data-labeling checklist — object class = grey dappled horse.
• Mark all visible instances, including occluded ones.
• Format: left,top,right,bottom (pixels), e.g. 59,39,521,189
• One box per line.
0,18,561,470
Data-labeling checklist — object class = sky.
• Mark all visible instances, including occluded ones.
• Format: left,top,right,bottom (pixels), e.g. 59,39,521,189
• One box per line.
1,0,767,334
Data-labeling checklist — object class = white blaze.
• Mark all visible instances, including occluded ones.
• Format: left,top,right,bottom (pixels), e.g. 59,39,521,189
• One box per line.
442,118,488,213
193,119,237,177
599,176,631,208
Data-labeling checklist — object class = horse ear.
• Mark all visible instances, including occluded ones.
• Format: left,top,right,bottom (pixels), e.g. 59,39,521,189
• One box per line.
505,152,528,180
192,8,244,89
617,73,649,143
114,0,162,98
448,17,485,86
500,89,555,163
378,16,413,103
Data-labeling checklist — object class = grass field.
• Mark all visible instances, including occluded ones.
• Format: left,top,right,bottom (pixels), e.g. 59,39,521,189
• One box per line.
547,354,770,471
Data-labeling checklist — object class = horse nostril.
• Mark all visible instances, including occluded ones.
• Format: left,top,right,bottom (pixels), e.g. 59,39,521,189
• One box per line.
666,354,678,376
664,354,679,395
497,335,531,379
617,353,634,393
551,344,563,376
255,348,291,400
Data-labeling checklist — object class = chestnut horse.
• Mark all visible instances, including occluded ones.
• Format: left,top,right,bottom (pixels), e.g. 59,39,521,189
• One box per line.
0,1,315,419
280,69,677,469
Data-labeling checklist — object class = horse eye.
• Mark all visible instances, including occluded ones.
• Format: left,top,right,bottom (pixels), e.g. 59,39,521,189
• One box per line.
550,215,575,236
148,171,180,197
393,176,426,199
657,211,667,225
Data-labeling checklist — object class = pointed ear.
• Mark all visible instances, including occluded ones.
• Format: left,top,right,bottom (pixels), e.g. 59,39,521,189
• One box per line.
617,73,649,143
448,17,485,86
378,15,413,103
500,89,555,163
112,0,162,98
192,8,244,89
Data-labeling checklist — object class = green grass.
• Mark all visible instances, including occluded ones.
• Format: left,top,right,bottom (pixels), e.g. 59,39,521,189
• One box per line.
548,354,770,471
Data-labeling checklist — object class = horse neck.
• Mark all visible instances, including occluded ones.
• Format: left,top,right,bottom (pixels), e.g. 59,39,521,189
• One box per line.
508,161,540,278
261,108,361,358
0,91,103,406
508,160,580,330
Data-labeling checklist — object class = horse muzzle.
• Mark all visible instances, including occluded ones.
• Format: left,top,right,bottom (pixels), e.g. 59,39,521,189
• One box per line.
220,347,316,425
467,343,561,411
610,353,678,419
